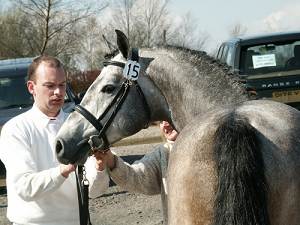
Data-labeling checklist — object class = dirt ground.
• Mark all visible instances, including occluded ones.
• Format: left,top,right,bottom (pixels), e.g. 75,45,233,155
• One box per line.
0,126,164,225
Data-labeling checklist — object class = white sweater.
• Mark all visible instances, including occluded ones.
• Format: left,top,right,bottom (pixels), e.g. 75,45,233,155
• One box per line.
0,105,109,225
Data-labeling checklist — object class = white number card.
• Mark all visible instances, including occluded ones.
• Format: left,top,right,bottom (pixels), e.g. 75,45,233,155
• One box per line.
123,60,140,80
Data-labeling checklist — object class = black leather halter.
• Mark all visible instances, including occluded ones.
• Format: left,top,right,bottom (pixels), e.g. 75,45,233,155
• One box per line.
74,48,151,152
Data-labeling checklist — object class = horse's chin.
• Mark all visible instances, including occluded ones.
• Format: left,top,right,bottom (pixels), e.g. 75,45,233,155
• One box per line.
75,152,90,165
72,140,91,165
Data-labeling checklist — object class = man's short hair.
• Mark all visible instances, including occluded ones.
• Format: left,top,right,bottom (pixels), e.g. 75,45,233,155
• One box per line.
27,55,65,81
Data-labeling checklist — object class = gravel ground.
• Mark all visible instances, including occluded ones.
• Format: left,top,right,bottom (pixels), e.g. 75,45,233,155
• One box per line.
0,126,164,225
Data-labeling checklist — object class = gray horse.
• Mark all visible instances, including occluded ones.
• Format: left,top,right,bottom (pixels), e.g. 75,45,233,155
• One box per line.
56,30,300,225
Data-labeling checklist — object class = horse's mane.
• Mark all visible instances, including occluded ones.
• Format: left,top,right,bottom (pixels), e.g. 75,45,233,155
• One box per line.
163,45,243,90
146,45,248,119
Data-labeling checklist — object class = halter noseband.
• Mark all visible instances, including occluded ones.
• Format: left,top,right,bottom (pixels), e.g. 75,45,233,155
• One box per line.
74,48,151,152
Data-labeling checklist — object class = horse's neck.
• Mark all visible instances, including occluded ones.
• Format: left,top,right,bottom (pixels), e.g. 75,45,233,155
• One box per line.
150,66,207,130
145,48,247,130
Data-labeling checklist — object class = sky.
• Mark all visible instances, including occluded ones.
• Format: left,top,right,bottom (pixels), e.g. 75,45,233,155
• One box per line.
1,0,300,53
168,0,300,52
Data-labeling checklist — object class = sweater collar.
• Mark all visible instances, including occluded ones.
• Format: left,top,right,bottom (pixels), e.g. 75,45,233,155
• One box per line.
31,104,65,128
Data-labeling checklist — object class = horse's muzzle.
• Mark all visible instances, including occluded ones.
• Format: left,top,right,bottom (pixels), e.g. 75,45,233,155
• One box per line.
55,138,90,165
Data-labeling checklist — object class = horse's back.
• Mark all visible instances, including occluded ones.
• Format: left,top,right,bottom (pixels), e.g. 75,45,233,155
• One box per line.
168,100,300,225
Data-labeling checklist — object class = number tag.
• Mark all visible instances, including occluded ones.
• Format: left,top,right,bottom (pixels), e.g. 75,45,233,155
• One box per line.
123,60,140,80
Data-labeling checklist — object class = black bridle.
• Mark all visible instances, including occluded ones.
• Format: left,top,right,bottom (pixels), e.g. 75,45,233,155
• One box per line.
74,48,151,152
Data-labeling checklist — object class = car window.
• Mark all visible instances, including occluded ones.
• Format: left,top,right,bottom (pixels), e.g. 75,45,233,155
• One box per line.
220,45,229,63
216,45,224,60
216,44,230,63
225,44,234,66
239,40,300,75
0,76,33,109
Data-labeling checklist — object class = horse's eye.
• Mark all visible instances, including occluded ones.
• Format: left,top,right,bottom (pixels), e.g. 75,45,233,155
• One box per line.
101,85,115,94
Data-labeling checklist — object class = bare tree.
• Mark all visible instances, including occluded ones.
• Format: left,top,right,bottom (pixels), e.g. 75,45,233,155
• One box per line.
136,0,170,47
1,0,108,62
105,0,170,48
194,30,210,50
168,12,209,51
109,0,136,42
72,16,108,71
0,8,32,58
229,23,247,38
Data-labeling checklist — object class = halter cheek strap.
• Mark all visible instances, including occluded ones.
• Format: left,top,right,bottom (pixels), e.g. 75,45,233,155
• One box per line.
74,79,131,151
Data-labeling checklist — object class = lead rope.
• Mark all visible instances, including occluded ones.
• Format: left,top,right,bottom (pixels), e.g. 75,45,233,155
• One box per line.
76,165,92,225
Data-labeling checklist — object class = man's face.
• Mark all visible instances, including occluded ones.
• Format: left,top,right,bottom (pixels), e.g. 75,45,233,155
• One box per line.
27,62,66,117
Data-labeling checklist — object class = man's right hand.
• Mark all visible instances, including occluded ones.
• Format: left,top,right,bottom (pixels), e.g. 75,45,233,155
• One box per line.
93,149,116,171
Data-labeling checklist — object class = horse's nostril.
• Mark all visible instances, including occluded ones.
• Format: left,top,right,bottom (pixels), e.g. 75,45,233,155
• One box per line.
56,140,64,157
56,138,90,165
56,140,70,164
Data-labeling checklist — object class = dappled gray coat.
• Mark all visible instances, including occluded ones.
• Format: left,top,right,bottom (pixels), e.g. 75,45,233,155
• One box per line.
109,142,173,224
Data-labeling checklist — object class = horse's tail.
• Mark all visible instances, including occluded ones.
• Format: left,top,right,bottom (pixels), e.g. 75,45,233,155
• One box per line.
213,113,270,225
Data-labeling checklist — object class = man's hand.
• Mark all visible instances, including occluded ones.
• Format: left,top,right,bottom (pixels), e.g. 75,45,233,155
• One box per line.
60,164,76,178
93,149,116,171
160,121,178,141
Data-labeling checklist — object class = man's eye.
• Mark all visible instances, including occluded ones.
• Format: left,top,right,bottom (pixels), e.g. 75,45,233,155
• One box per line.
45,85,54,89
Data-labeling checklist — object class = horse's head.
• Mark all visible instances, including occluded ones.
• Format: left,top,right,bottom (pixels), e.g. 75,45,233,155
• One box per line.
55,30,170,165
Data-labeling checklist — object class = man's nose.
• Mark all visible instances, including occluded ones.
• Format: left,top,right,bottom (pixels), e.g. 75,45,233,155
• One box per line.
54,86,63,95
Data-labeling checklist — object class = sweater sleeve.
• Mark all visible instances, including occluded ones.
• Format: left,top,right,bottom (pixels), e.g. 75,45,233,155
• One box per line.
0,123,65,201
108,145,166,195
84,156,110,199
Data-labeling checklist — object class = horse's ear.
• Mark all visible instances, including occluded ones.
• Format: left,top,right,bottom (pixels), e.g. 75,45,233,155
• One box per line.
115,29,129,59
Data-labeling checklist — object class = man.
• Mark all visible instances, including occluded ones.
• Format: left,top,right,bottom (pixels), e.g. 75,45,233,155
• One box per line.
95,121,179,224
0,56,109,225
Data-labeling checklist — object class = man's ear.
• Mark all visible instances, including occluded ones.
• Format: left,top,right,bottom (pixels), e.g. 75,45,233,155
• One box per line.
27,81,35,95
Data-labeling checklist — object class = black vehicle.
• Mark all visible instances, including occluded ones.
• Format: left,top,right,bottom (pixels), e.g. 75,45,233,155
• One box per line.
216,31,300,110
0,57,78,176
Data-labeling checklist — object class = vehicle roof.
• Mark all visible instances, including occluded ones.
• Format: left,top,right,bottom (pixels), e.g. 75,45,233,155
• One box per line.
0,57,34,78
224,31,300,46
